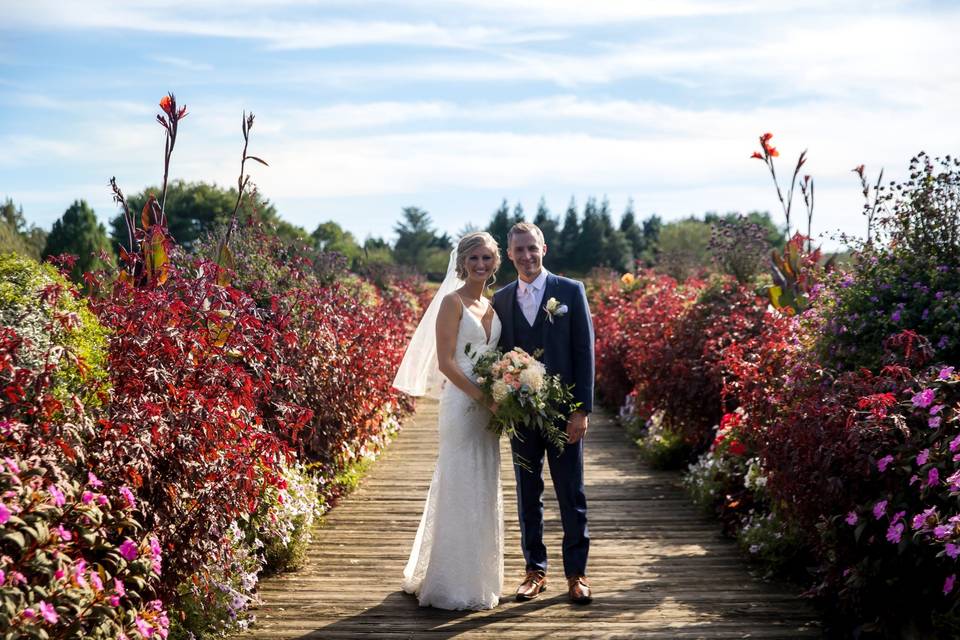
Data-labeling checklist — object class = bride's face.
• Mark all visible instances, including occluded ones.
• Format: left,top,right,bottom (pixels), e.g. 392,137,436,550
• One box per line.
464,244,498,283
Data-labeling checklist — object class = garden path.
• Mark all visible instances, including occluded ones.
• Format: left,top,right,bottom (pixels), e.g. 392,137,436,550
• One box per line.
235,400,820,639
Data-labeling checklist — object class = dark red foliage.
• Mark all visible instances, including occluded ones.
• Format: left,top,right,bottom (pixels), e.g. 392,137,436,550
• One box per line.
89,261,294,599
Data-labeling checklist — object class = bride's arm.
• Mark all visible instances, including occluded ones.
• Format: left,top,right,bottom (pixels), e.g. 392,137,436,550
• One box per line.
436,294,496,411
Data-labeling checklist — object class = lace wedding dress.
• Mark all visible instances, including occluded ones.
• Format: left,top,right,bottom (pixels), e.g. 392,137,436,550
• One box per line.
401,303,504,610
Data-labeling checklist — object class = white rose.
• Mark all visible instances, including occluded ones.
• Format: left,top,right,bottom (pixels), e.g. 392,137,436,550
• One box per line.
492,380,511,403
519,367,544,392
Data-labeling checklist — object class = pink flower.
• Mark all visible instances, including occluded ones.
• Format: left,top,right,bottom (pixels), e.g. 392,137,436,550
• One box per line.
918,449,930,465
930,416,942,429
149,536,163,575
873,500,888,519
109,595,120,607
877,455,894,472
914,507,938,529
948,470,960,491
23,607,35,619
81,491,94,504
912,388,935,408
929,467,940,486
845,511,858,525
931,404,946,415
39,600,58,624
951,436,960,453
119,486,136,509
935,524,953,539
886,522,905,543
114,578,126,597
97,495,109,506
4,457,20,474
48,485,65,507
939,366,955,380
0,503,10,525
119,539,139,561
948,543,960,559
54,525,72,541
0,569,5,586
945,574,956,595
135,616,154,637
87,472,103,488
90,572,103,591
55,568,65,580
892,510,906,524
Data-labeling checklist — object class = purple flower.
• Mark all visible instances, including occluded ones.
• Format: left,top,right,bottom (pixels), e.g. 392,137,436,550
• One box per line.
951,435,960,452
135,616,154,638
918,449,931,465
38,601,58,624
945,574,956,595
119,539,138,561
887,522,905,543
892,510,906,524
939,366,955,380
912,389,936,409
939,336,950,349
948,543,960,559
22,608,35,619
877,455,894,472
873,500,888,519
948,470,960,491
914,508,938,529
930,416,943,429
48,485,65,507
846,511,858,525
931,404,946,415
891,310,902,323
0,503,10,525
935,524,953,539
119,486,136,509
930,467,941,486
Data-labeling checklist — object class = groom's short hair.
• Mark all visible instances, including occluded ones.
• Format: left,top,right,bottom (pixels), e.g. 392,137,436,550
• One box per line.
507,222,545,247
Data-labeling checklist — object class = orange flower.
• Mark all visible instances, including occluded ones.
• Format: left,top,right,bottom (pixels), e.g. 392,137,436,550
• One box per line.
621,272,635,285
767,146,779,157
751,151,764,160
159,95,173,115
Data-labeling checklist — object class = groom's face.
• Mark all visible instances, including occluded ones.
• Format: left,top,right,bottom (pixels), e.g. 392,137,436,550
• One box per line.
507,231,546,282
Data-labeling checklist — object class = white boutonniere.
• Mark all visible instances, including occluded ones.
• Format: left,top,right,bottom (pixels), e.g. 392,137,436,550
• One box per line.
543,297,568,324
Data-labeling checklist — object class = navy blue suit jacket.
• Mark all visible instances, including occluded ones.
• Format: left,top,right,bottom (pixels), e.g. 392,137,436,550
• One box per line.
492,272,595,413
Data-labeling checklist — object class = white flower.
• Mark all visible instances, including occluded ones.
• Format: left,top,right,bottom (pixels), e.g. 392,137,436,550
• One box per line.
492,380,511,403
543,297,568,323
519,367,544,392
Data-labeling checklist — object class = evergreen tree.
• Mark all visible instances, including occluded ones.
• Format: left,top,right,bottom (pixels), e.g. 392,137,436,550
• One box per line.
639,214,663,266
0,199,47,259
577,197,607,273
554,197,581,273
619,200,645,263
393,207,450,276
43,200,114,283
532,197,560,252
485,199,516,281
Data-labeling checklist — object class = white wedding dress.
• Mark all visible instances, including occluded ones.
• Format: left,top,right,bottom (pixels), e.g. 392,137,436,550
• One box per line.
401,303,504,610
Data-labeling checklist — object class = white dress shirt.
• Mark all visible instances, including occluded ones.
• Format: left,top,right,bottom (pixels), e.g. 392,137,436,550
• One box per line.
517,270,549,327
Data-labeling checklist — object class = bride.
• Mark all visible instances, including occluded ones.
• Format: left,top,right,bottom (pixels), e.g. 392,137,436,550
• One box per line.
392,231,504,610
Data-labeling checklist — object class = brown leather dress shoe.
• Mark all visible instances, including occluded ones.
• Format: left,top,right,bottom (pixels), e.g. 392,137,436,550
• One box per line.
567,575,592,604
515,570,547,601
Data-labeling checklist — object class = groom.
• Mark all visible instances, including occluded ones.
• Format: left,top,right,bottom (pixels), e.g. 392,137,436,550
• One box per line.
492,222,595,605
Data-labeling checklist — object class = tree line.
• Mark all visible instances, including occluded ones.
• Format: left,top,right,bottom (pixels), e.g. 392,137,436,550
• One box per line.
1,181,784,284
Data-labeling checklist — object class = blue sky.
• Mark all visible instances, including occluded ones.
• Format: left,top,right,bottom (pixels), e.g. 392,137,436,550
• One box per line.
2,0,958,248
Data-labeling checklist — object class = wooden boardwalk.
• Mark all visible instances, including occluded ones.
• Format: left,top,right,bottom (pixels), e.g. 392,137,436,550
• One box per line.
237,401,820,639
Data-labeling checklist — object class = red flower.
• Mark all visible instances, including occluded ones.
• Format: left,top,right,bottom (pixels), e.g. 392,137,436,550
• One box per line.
751,151,764,160
159,95,173,116
852,164,865,177
727,439,748,456
766,146,779,157
761,132,773,143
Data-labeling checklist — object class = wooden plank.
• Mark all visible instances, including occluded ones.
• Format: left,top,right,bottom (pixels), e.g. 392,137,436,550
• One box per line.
233,400,820,638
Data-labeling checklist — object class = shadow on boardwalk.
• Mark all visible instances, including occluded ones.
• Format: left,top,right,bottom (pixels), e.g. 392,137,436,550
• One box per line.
236,400,821,639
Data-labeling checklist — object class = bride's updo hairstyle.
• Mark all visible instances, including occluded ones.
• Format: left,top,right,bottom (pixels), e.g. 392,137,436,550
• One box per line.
455,231,501,284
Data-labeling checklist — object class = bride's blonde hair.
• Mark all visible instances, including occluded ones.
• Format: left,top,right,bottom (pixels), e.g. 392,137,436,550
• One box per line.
455,232,501,283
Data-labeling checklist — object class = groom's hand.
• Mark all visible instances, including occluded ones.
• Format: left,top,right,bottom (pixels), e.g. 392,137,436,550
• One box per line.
566,411,589,444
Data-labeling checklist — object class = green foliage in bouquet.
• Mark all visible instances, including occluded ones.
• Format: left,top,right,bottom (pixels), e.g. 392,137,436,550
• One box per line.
465,345,577,453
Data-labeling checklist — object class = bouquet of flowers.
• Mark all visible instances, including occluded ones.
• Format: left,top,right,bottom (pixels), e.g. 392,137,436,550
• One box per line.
466,344,578,452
